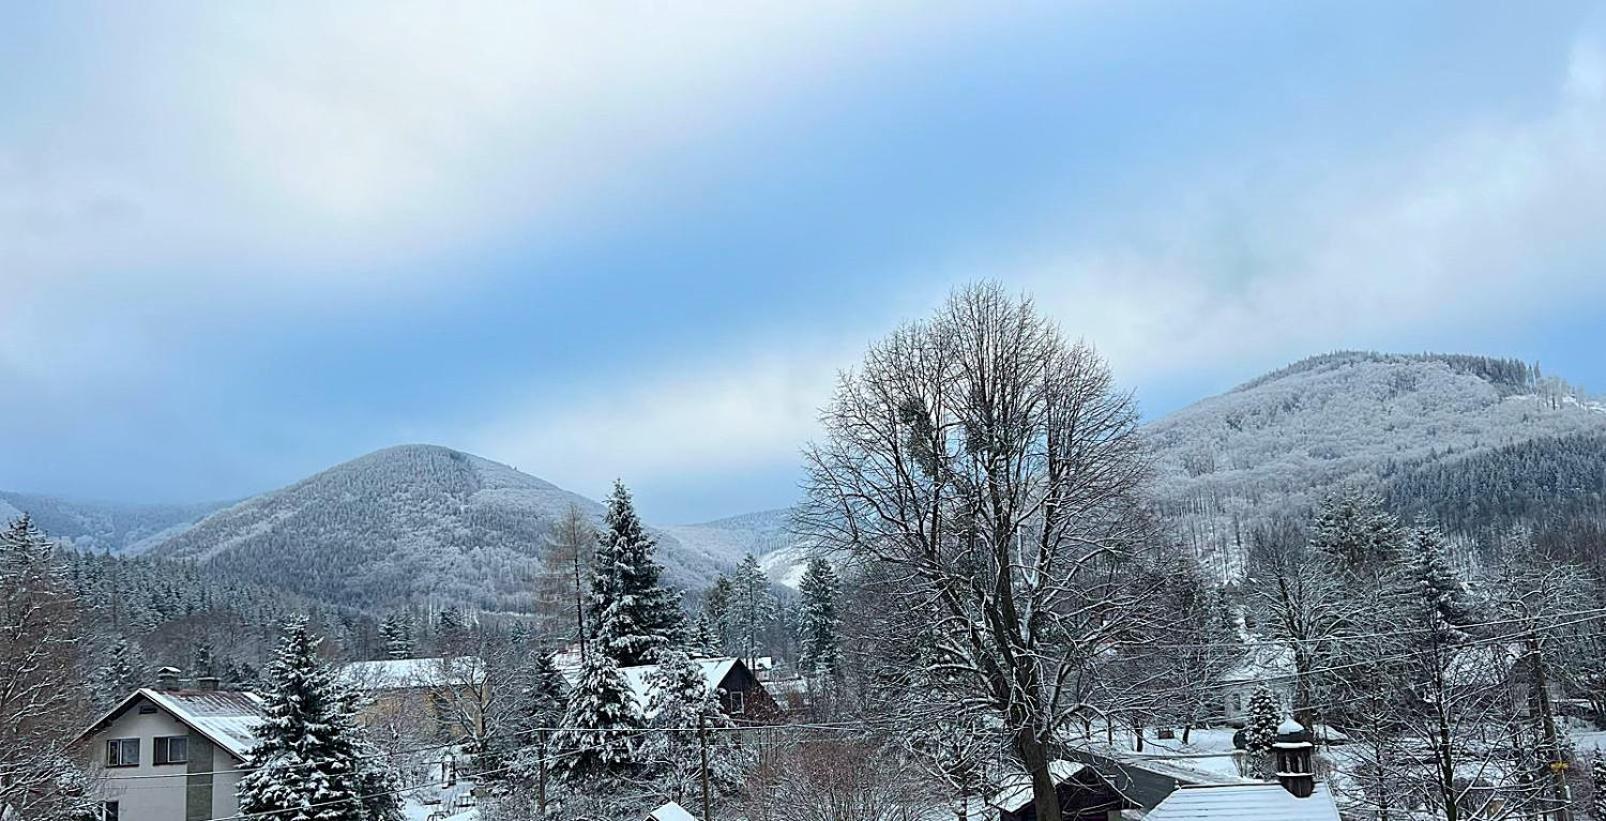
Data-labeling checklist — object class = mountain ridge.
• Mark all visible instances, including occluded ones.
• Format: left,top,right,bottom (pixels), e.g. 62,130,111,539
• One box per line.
7,351,1602,606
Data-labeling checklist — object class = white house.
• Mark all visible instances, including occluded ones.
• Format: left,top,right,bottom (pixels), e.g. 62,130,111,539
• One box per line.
77,684,265,821
1218,642,1296,724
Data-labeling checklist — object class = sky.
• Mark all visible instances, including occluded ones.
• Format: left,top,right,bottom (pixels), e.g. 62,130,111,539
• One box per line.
4,1,1606,523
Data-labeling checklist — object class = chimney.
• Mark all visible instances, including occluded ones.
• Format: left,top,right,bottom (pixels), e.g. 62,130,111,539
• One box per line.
155,667,182,691
1273,719,1316,798
197,675,221,692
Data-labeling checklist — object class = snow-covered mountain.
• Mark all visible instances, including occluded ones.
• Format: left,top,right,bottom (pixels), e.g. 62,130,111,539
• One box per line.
0,491,226,555
1146,352,1606,573
146,444,755,612
8,351,1598,611
734,352,1606,586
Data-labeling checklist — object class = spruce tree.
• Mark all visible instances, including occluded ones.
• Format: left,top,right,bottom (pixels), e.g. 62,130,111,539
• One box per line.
640,652,746,803
590,481,683,666
1309,489,1404,575
238,618,401,821
93,638,146,710
688,612,719,657
553,650,642,780
379,614,414,659
1243,686,1283,752
1407,524,1477,641
797,558,840,678
703,575,735,655
728,554,776,666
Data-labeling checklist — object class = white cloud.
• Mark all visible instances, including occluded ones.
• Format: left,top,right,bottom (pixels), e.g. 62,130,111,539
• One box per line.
467,34,1606,487
1016,34,1606,387
470,345,844,491
0,1,983,389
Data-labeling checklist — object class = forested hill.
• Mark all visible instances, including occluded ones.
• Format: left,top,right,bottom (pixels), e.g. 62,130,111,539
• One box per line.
146,444,753,612
1147,351,1605,575
0,492,226,554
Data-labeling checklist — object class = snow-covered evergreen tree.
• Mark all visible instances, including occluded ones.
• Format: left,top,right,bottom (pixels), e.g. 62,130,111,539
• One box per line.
238,618,401,821
93,637,146,710
640,651,746,804
553,649,642,780
436,607,466,650
796,558,840,678
688,612,719,657
1309,489,1404,575
1406,524,1477,641
0,515,92,821
590,481,683,666
1243,686,1282,753
702,574,735,655
379,613,413,659
728,554,776,666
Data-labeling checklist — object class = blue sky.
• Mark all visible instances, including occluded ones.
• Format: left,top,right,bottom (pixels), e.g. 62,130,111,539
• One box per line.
4,2,1605,522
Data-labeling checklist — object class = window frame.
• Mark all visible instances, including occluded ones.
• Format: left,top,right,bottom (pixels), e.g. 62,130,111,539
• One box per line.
106,738,140,768
154,735,189,766
728,690,745,714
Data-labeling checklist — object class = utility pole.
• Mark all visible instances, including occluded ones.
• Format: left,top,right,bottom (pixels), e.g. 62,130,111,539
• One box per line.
537,728,548,818
1529,634,1572,821
699,714,712,821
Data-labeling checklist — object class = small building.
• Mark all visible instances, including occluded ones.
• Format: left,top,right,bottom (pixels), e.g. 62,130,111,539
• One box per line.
988,760,1132,821
77,682,265,821
646,800,701,821
556,655,779,719
1217,642,1296,725
338,656,489,742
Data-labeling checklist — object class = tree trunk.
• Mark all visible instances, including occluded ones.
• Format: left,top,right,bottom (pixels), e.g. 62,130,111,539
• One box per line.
1015,728,1063,821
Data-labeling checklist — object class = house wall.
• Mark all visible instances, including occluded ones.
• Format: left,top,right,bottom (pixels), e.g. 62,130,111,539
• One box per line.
1220,680,1296,725
718,665,779,718
88,696,243,821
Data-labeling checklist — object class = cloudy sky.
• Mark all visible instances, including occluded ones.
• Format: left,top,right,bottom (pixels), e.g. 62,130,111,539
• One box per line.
4,2,1605,522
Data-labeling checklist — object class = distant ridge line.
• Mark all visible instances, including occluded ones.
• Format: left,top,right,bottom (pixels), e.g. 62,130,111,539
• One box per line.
1231,350,1537,394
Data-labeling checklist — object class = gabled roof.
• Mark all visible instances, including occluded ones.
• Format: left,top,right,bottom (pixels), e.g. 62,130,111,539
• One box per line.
338,656,486,690
80,688,266,761
987,759,1086,812
1220,642,1296,684
555,656,744,718
1145,783,1340,821
647,801,700,821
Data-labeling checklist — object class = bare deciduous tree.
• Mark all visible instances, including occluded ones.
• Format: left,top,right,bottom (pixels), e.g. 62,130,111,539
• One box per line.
799,283,1150,821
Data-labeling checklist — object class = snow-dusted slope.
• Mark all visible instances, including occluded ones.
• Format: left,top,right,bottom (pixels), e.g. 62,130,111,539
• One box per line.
148,444,741,611
1145,352,1606,573
662,508,815,588
0,491,225,554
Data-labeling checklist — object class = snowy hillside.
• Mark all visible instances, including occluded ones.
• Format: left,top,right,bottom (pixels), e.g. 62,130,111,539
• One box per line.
148,444,750,611
1146,352,1606,574
0,491,225,554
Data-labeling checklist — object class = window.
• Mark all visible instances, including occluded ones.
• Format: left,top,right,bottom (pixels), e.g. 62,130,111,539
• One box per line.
154,736,188,765
102,801,119,821
106,738,139,767
138,704,158,715
728,691,745,714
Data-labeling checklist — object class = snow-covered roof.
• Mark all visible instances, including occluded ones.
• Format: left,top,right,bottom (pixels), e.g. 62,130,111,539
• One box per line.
987,760,1086,811
82,688,266,761
555,656,741,718
1220,642,1297,684
1145,783,1340,821
339,656,485,690
646,801,700,821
